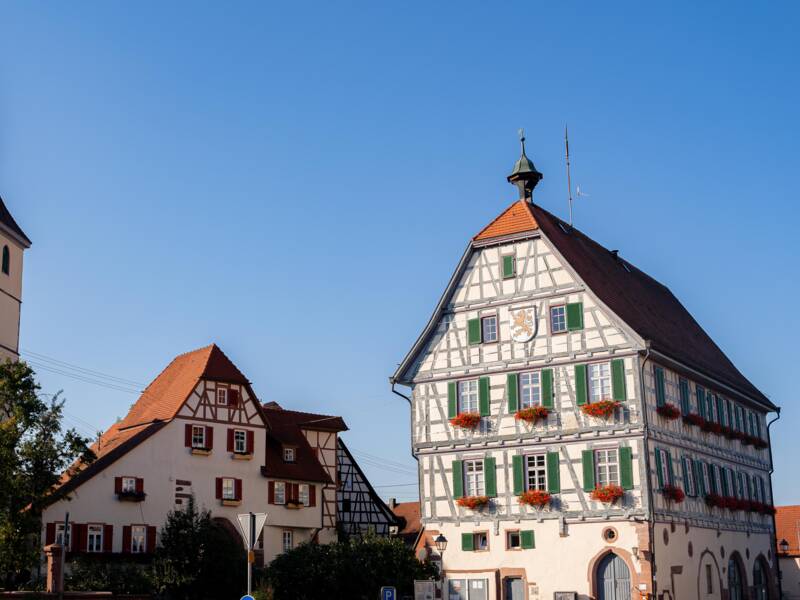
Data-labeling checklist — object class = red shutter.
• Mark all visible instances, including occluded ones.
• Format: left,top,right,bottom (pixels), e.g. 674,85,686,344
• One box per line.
74,524,88,552
268,481,275,504
122,526,131,554
114,477,122,494
292,483,299,502
235,479,242,501
206,426,214,450
135,478,144,494
184,424,192,447
309,485,316,507
103,525,113,553
246,430,254,454
215,477,222,499
227,429,234,452
146,526,156,553
229,389,239,407
45,522,56,545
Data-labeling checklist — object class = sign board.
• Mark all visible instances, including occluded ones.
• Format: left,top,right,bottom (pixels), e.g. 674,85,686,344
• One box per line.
380,586,397,600
414,580,435,600
237,513,267,550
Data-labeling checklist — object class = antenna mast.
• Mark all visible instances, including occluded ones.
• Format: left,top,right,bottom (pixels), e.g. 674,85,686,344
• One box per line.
565,125,574,226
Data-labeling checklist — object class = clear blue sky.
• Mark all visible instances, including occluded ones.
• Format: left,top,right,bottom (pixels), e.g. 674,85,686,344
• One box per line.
1,2,798,504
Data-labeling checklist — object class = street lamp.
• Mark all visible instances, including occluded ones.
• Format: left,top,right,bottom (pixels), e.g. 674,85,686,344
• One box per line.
779,539,790,554
434,534,448,553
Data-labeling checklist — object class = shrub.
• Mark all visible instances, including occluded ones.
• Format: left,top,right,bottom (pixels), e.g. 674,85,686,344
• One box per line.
66,556,152,595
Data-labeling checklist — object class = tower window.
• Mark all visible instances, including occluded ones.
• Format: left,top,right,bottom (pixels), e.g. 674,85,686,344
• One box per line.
1,246,8,275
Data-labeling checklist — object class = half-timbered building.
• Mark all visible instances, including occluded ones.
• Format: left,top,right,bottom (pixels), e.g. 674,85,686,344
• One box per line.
391,140,779,600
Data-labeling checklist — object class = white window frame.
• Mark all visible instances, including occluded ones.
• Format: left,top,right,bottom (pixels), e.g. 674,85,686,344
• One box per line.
87,524,104,553
234,430,247,454
588,362,613,403
217,387,228,405
458,380,479,414
131,525,146,554
473,531,488,551
463,459,485,497
506,530,521,550
222,477,236,500
525,453,547,491
550,305,567,334
595,448,620,487
283,447,295,462
191,425,206,449
55,523,71,551
299,484,309,506
657,449,671,487
519,371,542,409
121,476,137,493
274,481,286,505
480,315,498,343
282,530,293,552
684,459,696,497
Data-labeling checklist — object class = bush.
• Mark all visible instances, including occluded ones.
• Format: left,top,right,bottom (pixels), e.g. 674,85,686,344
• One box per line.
65,556,152,594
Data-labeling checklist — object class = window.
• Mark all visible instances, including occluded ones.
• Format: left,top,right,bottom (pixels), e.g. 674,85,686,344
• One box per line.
299,484,309,506
55,523,71,550
702,463,712,495
481,315,497,343
588,362,612,403
217,388,228,405
595,448,620,487
656,448,671,487
463,459,485,497
448,579,488,600
121,477,137,493
282,530,293,552
283,447,295,462
525,454,547,491
468,532,488,551
234,430,247,454
550,305,567,333
87,525,104,553
684,459,696,497
222,478,235,500
506,530,521,549
519,371,541,408
1,246,8,275
458,380,479,414
191,426,206,449
706,564,714,594
131,525,146,554
274,482,286,505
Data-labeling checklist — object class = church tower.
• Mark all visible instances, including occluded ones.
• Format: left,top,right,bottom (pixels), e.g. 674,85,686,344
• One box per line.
0,196,31,361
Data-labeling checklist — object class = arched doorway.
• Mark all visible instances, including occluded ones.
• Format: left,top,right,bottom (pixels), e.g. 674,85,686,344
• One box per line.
753,558,769,600
728,557,745,600
597,552,631,600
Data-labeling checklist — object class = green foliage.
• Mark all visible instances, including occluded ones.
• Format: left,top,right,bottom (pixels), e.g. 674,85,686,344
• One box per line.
150,496,246,599
65,556,152,595
266,533,438,600
0,360,95,589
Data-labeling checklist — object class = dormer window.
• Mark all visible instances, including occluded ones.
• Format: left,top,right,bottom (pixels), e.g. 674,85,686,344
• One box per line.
283,447,295,462
217,388,228,405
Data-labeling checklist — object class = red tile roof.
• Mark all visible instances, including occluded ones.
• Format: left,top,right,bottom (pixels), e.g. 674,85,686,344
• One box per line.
391,501,421,536
473,199,539,241
777,505,800,556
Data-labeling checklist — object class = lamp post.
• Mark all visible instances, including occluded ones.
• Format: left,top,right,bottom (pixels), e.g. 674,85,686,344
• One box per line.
434,534,447,597
779,539,789,554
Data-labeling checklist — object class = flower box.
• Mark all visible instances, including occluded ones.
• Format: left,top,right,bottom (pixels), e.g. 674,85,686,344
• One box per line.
740,434,753,446
701,421,723,435
456,495,490,510
580,401,620,419
722,426,737,440
683,413,705,428
752,437,768,449
704,493,724,508
517,489,552,508
449,412,482,430
286,500,303,510
661,485,685,504
116,491,147,503
190,447,212,456
656,403,681,420
590,484,624,504
515,406,549,424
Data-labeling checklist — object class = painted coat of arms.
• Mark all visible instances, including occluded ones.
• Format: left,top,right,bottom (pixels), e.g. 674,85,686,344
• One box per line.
510,308,536,342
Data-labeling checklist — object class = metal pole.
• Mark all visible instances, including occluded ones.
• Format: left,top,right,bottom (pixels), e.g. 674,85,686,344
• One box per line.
248,512,254,596
59,512,69,600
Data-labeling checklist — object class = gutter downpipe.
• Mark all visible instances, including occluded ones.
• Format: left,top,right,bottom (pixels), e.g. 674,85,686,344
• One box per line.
391,381,419,464
767,409,782,598
638,341,656,599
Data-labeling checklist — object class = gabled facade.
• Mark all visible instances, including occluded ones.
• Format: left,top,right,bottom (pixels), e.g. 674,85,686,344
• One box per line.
42,344,348,564
0,195,31,361
391,145,779,600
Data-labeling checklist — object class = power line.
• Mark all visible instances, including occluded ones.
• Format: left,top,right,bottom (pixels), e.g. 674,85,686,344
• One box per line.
25,360,142,395
21,349,147,387
372,483,418,488
350,448,417,472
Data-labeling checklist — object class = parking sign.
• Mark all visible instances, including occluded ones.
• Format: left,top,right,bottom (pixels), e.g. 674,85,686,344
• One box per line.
380,586,397,600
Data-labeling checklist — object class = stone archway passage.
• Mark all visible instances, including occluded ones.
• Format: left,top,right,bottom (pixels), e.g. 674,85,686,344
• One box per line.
728,558,745,600
752,558,769,600
597,553,632,600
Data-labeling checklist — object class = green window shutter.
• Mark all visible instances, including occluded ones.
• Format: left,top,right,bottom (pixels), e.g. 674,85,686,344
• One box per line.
512,455,525,495
726,399,733,429
574,364,588,406
720,467,729,496
611,359,626,401
716,395,725,425
479,377,490,416
654,448,664,489
546,452,560,493
520,530,535,549
507,373,518,413
696,386,706,418
619,447,633,490
461,532,474,551
694,459,705,497
484,457,497,498
448,382,457,419
708,464,718,495
666,452,674,486
467,318,481,345
681,457,691,496
582,450,595,491
541,369,554,409
679,379,690,416
502,255,515,279
706,391,714,422
654,366,666,407
735,405,742,431
566,302,584,331
452,460,464,499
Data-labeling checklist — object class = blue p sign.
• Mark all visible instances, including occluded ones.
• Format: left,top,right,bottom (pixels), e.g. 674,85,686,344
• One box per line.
380,587,396,600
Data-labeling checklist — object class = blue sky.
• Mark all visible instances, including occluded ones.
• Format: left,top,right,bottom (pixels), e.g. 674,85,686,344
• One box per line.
1,2,798,503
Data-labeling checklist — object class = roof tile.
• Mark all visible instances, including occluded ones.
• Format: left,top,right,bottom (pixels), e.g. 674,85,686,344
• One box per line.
777,505,800,556
473,199,539,241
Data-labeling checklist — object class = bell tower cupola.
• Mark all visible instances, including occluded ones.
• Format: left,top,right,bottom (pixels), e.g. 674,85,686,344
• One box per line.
507,129,543,201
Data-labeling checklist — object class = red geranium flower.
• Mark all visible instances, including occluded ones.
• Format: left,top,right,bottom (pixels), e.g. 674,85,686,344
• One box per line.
656,403,681,420
449,412,481,430
456,495,489,510
683,413,706,428
661,485,685,503
590,484,624,504
518,489,552,508
581,400,620,419
515,406,549,423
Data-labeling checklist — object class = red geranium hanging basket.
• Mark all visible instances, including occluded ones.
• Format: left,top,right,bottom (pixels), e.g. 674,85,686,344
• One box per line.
518,489,552,508
656,403,681,420
581,400,620,419
456,495,490,510
515,406,549,424
590,484,624,504
661,484,685,503
449,412,481,430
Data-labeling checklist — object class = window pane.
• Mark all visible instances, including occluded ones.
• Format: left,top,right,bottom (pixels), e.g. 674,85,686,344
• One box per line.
481,316,497,342
520,372,541,408
525,454,547,491
550,306,567,333
588,363,612,402
458,380,479,413
464,460,484,496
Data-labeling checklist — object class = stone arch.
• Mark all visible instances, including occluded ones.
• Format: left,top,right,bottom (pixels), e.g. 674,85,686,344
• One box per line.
727,551,749,600
212,516,241,544
697,549,723,600
587,547,639,600
751,554,775,600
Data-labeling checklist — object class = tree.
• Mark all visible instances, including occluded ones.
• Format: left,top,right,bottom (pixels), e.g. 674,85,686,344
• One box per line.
0,360,95,589
150,496,246,599
266,533,439,600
